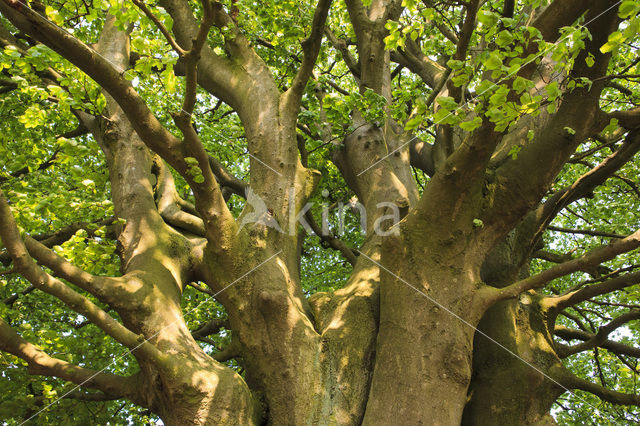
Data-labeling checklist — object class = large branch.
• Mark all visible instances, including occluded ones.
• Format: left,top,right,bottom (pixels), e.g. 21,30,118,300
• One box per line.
159,0,279,122
344,0,403,92
534,130,640,238
390,38,446,88
608,106,640,130
555,325,640,358
21,236,141,310
532,0,598,42
446,0,479,101
0,190,164,363
1,3,238,244
155,159,206,236
158,0,258,114
481,3,621,242
283,0,333,113
556,310,640,357
413,121,501,239
551,270,640,311
494,229,640,301
560,369,640,406
0,316,142,403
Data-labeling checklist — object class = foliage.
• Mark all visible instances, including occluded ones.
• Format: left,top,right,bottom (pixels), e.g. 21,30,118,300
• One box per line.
0,0,639,424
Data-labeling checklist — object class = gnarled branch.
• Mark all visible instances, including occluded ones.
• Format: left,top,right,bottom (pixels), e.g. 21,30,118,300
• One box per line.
0,316,141,403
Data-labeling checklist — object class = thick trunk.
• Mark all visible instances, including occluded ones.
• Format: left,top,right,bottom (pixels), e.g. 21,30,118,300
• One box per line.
464,223,563,425
362,231,485,425
463,298,564,425
139,344,259,425
309,237,382,424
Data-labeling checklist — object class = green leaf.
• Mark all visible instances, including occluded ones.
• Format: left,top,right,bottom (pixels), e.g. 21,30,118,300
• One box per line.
435,96,458,111
404,115,423,131
600,31,625,53
619,1,639,19
603,118,619,135
495,30,514,48
508,145,521,159
446,59,464,70
451,73,470,87
459,116,482,132
433,108,455,125
484,52,503,70
478,10,499,27
585,54,595,67
545,81,561,101
512,76,532,94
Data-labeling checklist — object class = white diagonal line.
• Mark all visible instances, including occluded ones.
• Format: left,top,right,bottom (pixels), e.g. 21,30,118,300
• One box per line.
247,152,283,176
356,0,624,177
357,250,611,421
19,250,282,425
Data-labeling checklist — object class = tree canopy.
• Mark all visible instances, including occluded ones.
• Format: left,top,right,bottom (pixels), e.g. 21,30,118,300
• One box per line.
0,0,640,424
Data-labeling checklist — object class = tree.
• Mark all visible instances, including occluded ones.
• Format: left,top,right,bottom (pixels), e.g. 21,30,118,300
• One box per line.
0,0,639,423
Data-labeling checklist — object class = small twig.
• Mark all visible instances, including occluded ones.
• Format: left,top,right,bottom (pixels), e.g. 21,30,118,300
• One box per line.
131,0,186,56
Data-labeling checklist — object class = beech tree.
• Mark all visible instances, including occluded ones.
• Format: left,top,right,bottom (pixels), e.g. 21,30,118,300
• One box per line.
1,0,640,424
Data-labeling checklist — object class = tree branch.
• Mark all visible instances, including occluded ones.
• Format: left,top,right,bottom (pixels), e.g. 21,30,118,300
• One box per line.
0,190,164,363
0,316,141,403
0,2,235,237
3,284,35,306
534,130,640,241
447,0,479,100
551,270,640,311
390,38,446,88
560,369,640,406
0,147,60,184
0,216,116,267
208,155,248,198
324,28,360,80
179,0,214,118
284,0,333,112
154,158,206,236
305,210,358,266
212,341,240,362
191,317,229,339
556,310,640,357
608,106,640,130
481,1,620,242
22,236,129,305
555,325,640,358
494,229,640,301
131,0,186,56
532,0,597,42
547,225,627,239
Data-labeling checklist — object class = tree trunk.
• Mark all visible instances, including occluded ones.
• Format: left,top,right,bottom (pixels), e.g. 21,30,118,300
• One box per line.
463,299,564,425
362,229,486,425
